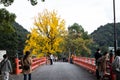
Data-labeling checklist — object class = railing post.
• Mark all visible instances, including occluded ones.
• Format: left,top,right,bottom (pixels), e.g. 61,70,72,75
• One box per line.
15,58,22,75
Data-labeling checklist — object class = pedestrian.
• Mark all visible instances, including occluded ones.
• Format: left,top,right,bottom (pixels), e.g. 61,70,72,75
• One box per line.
98,52,109,80
21,51,32,80
112,49,120,80
49,54,54,65
70,54,74,64
0,54,12,80
94,48,102,80
54,56,58,61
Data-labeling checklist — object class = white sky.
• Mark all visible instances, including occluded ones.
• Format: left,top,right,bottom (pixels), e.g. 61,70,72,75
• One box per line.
0,0,120,34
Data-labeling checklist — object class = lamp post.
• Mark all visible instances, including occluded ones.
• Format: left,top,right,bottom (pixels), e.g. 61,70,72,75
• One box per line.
113,0,117,55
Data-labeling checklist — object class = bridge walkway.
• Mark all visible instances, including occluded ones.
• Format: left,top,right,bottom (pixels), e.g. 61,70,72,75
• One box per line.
10,62,96,80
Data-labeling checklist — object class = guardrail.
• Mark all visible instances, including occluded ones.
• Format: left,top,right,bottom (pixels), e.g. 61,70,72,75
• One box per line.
32,57,46,70
15,57,46,75
73,56,116,80
73,57,96,73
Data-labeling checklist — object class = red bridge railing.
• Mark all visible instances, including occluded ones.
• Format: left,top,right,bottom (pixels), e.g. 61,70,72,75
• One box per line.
15,57,47,75
73,56,116,80
73,57,96,73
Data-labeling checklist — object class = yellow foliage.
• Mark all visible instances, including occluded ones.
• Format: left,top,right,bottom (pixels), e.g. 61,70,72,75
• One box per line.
24,9,66,57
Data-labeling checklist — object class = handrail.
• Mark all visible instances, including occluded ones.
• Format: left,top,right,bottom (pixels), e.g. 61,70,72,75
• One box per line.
73,57,96,73
73,56,114,79
15,57,46,75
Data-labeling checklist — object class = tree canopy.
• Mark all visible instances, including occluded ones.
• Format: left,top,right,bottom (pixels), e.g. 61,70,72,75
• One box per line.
24,9,66,57
64,23,92,56
0,0,45,7
0,8,16,33
0,8,29,57
0,8,16,52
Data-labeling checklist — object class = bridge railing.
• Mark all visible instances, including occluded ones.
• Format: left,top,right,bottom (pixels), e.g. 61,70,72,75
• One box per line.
73,56,96,73
15,57,46,75
73,56,116,80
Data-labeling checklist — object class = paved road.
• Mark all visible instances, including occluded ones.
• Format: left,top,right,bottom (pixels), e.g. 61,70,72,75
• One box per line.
10,62,96,80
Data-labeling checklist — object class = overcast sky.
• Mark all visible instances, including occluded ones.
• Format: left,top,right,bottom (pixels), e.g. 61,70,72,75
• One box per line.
0,0,120,34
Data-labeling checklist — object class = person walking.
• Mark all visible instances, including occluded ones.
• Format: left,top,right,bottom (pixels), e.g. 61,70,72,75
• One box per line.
49,54,54,65
94,48,102,80
21,51,32,80
70,54,74,64
0,54,12,80
112,49,120,80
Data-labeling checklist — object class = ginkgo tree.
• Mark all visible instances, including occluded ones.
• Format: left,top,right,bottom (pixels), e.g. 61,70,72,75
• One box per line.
24,9,66,57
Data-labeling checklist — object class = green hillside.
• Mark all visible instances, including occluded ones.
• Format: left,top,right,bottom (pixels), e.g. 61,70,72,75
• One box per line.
0,22,29,56
91,23,120,50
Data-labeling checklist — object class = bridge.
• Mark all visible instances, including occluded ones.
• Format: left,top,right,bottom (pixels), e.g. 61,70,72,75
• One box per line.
10,62,96,80
1,57,115,80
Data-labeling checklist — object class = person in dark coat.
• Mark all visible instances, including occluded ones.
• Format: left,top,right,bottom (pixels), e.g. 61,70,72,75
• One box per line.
94,48,102,79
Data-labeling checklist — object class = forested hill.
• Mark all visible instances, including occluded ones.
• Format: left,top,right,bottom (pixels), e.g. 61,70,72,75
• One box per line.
13,22,29,53
0,21,29,55
13,22,29,39
90,23,120,48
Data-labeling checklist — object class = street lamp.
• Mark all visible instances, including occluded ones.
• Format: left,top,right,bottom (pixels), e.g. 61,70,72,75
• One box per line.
113,0,117,55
